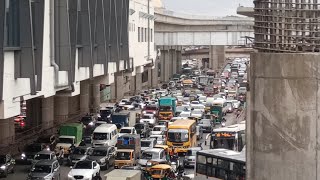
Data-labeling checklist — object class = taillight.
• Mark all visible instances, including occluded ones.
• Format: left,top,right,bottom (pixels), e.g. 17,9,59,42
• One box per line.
20,121,25,127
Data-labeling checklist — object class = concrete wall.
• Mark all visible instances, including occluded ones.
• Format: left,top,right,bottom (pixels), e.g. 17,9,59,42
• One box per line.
249,53,320,180
209,45,225,70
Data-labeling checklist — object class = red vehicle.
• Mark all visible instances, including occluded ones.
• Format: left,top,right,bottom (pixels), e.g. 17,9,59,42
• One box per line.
14,115,26,131
142,105,158,117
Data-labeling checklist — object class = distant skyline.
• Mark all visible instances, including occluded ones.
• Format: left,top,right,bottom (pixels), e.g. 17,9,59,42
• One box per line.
161,0,253,16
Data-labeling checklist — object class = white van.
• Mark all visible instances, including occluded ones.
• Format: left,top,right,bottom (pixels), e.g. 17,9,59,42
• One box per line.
92,124,118,147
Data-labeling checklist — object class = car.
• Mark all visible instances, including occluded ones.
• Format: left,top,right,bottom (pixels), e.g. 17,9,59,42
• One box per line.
32,150,57,166
229,100,241,109
226,102,234,113
141,138,157,152
122,101,135,110
140,114,157,126
149,135,166,145
191,101,200,105
36,135,57,151
184,147,202,167
119,99,130,106
134,123,151,138
191,109,203,118
150,125,167,136
198,119,212,133
14,115,26,131
28,160,60,180
88,146,116,170
20,143,43,163
119,127,137,137
80,115,96,128
138,148,167,167
198,96,207,104
238,87,247,94
68,146,93,165
142,105,158,116
179,111,191,118
0,154,15,177
68,160,101,180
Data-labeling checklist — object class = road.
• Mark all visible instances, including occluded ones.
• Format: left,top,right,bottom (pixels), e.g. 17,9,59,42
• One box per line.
5,108,243,180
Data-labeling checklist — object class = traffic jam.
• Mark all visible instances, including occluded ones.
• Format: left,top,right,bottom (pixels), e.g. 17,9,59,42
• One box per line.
4,57,249,180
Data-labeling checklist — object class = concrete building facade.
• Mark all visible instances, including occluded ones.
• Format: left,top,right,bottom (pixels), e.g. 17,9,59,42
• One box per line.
0,0,157,151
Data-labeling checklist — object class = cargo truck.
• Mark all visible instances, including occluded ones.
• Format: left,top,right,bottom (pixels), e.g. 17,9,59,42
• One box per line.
158,97,176,120
55,123,83,155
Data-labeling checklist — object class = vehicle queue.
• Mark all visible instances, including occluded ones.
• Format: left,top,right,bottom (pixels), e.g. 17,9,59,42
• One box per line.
1,57,249,180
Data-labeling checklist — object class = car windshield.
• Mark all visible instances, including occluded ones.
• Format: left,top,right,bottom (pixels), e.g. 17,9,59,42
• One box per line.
81,117,92,124
192,110,202,114
115,152,131,160
167,129,189,143
124,102,132,105
0,157,5,164
91,149,107,156
176,106,185,111
32,165,52,173
142,116,151,119
141,141,152,147
93,133,109,140
74,161,92,169
159,106,172,111
201,120,211,125
73,148,86,155
34,154,51,160
180,113,190,117
134,124,144,130
141,152,159,160
153,127,164,131
59,138,74,144
145,106,157,110
26,145,42,152
120,129,132,133
186,150,198,156
191,101,199,104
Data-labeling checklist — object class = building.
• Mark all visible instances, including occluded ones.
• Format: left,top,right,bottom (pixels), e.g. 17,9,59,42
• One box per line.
0,0,157,150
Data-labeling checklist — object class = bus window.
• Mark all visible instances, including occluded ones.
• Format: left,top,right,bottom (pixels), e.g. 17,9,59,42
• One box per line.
214,138,235,150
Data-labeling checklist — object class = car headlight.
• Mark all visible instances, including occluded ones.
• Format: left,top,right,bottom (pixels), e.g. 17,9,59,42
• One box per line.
68,173,73,178
0,165,6,170
143,111,146,114
88,122,94,126
153,111,156,114
21,153,26,157
100,159,105,163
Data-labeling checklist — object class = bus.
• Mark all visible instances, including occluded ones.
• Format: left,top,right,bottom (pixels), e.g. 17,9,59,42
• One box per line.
195,149,246,180
167,119,197,156
210,121,245,152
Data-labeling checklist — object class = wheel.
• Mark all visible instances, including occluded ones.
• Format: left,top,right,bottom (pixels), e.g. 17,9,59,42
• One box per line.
106,162,109,170
11,167,14,173
3,169,7,177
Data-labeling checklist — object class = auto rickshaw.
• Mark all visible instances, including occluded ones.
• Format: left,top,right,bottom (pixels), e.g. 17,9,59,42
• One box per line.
148,164,177,180
188,117,201,123
145,159,168,172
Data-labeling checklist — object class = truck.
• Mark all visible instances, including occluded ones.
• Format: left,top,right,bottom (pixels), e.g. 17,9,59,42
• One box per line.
111,112,130,130
105,169,142,180
55,123,83,155
158,97,177,120
198,76,209,86
114,134,141,169
210,99,227,124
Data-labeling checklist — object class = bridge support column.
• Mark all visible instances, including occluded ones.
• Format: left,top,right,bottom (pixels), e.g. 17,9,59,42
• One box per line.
54,96,69,123
171,50,177,76
0,118,15,146
160,50,170,82
152,60,159,88
89,83,101,113
135,71,142,93
209,45,225,71
115,72,125,101
41,96,54,130
80,80,90,114
176,50,182,74
249,53,320,180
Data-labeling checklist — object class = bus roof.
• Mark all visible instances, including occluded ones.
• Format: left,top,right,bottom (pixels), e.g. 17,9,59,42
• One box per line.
213,122,245,133
168,119,196,129
197,149,245,163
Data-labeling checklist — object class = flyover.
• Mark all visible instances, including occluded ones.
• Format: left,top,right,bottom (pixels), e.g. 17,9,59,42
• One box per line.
154,7,254,81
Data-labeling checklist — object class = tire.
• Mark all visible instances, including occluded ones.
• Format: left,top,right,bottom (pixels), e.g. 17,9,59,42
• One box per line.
11,167,14,173
106,162,109,170
3,169,7,177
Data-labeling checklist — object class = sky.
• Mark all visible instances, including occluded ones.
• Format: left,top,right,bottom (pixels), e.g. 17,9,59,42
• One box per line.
162,0,253,17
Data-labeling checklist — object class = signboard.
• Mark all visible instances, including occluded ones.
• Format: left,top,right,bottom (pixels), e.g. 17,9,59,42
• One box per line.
214,132,235,138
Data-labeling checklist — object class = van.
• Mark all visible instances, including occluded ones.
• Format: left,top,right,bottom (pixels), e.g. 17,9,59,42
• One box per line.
92,124,118,147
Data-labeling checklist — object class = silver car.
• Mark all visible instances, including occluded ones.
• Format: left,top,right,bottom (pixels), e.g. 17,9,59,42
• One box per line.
68,146,93,165
184,147,202,167
28,160,60,180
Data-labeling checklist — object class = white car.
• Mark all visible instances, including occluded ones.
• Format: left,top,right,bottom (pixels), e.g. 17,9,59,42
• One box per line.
151,125,167,135
119,99,130,106
191,104,205,111
140,114,157,125
191,101,200,105
119,127,137,137
179,111,191,118
68,160,100,180
122,102,135,110
191,109,203,118
149,135,166,145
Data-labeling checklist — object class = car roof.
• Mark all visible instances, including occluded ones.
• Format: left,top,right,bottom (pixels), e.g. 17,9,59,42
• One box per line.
143,148,163,153
121,127,134,129
35,159,57,166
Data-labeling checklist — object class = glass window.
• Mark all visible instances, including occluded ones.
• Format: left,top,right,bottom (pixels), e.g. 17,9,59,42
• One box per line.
5,0,20,47
196,164,206,175
197,155,206,164
138,27,140,42
141,28,144,42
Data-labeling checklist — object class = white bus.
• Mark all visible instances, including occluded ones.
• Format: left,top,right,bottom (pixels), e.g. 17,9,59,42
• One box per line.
210,121,245,152
195,149,245,180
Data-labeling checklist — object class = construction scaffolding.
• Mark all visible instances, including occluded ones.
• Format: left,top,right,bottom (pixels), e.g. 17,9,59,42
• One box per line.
254,0,320,52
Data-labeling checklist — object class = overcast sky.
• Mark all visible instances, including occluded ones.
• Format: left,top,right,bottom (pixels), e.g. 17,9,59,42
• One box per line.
162,0,253,16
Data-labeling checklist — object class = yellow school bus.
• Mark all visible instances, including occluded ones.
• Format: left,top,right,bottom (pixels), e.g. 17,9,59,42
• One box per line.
167,119,197,155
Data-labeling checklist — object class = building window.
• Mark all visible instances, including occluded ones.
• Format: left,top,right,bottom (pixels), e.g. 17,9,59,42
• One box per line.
5,0,20,47
145,28,147,42
141,27,144,42
138,27,140,42
151,28,153,42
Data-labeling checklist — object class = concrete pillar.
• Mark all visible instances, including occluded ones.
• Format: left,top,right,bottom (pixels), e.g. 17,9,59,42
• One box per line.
110,83,116,101
0,118,15,146
80,80,90,114
152,61,159,88
209,45,225,70
41,96,54,130
249,53,320,180
54,96,69,124
176,51,182,74
172,50,177,76
130,75,136,95
26,98,42,127
147,67,152,88
135,72,142,92
115,72,125,101
168,49,175,79
90,83,101,113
